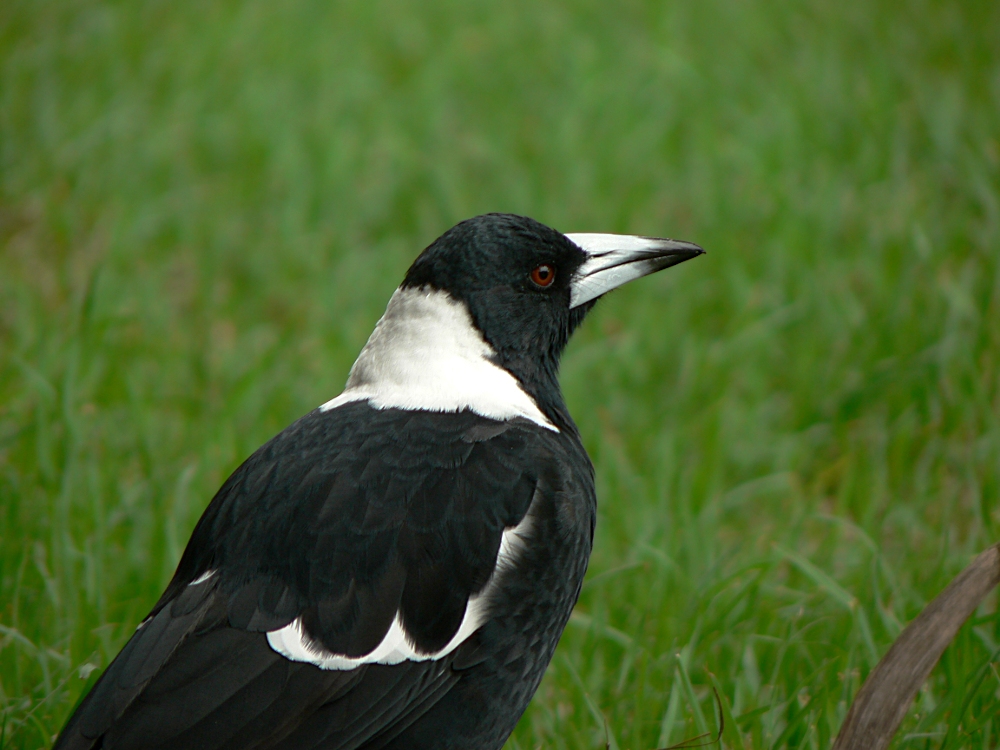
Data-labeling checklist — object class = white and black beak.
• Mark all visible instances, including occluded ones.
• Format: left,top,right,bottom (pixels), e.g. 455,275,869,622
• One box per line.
565,234,705,308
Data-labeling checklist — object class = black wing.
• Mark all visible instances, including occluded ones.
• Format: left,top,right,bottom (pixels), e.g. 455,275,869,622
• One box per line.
55,403,556,749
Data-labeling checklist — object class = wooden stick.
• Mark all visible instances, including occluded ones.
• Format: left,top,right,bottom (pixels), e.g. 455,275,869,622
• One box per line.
832,543,1000,750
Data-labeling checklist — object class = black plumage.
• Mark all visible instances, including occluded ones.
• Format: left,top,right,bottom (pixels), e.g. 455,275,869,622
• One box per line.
54,214,702,750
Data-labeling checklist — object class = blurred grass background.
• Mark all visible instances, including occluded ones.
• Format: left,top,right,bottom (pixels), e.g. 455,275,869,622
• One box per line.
1,0,999,747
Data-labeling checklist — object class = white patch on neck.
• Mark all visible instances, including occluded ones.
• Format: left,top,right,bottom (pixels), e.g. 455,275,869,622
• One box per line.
320,287,556,431
266,514,534,670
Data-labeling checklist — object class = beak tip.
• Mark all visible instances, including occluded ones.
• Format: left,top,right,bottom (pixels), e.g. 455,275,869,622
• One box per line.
644,237,705,257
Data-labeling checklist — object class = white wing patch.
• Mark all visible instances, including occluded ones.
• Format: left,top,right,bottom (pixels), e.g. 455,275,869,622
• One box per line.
266,516,533,670
320,287,557,432
189,569,217,586
138,570,217,632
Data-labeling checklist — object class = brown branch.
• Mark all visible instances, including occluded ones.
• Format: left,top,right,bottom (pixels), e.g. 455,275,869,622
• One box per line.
832,542,1000,750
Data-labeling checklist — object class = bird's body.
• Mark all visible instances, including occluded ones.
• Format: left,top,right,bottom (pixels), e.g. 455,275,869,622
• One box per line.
55,214,701,750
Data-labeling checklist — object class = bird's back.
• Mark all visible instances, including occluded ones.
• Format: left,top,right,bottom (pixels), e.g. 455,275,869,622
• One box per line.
55,402,595,750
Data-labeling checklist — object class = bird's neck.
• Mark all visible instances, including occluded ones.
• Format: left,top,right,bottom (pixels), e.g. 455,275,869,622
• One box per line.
320,287,560,432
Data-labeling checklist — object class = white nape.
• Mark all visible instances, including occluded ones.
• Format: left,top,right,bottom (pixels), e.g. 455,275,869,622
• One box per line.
266,515,534,670
320,287,556,431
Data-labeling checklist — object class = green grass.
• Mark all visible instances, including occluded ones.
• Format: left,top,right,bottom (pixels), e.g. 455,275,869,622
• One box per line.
1,0,999,747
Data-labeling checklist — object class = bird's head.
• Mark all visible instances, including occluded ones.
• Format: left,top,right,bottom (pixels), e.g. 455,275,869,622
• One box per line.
336,213,702,429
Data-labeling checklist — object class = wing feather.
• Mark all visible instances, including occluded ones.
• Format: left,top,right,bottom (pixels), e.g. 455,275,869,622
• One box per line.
55,405,556,749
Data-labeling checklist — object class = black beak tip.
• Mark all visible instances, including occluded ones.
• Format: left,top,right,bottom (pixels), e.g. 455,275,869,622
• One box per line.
645,239,706,270
644,237,705,258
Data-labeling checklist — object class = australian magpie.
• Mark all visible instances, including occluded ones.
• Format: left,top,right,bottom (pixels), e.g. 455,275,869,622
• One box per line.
54,213,702,750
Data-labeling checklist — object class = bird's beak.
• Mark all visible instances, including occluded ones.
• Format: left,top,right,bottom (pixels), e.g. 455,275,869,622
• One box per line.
565,234,705,308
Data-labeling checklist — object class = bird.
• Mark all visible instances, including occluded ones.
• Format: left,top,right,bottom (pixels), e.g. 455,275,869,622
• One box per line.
54,213,703,750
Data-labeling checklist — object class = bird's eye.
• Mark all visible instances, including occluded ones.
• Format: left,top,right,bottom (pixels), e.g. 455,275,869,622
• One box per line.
530,264,556,288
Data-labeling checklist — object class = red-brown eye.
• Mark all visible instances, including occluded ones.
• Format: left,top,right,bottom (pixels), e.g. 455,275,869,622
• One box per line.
530,264,556,288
